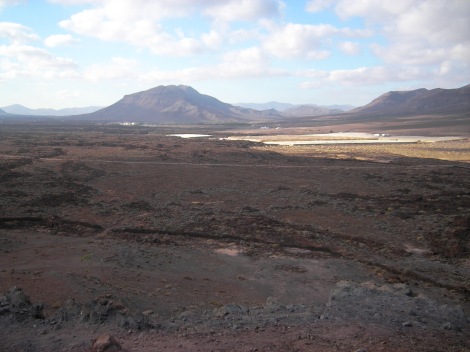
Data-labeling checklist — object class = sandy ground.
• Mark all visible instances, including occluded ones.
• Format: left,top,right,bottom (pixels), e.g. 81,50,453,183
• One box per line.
227,132,464,146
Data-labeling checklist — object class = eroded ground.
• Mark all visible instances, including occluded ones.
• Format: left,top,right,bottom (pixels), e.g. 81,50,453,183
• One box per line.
0,123,469,351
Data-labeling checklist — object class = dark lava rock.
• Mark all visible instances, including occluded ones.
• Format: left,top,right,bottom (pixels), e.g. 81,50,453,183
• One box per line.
1,287,44,320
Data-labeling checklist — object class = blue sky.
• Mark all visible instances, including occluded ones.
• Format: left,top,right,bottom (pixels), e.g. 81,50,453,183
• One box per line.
0,0,469,109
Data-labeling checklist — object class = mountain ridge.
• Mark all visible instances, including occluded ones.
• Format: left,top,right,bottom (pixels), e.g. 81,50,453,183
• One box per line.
237,102,355,113
82,85,283,123
351,84,470,116
2,84,468,124
282,105,344,117
1,104,103,116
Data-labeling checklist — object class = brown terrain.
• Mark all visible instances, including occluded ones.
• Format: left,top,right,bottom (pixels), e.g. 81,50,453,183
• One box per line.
0,120,469,351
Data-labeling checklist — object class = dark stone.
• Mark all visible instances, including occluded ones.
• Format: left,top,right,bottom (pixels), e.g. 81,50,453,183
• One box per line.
92,334,122,352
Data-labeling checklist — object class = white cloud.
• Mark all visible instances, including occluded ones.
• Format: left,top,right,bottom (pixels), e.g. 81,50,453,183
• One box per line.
47,0,96,4
55,0,285,56
201,28,225,48
141,46,287,84
0,23,79,80
59,3,208,56
306,0,334,13
204,0,283,22
300,58,468,92
201,22,262,49
56,0,221,25
218,47,275,77
50,0,216,14
44,34,79,47
371,39,470,71
0,22,39,44
264,27,328,59
56,89,79,99
3,0,467,105
335,0,416,22
450,44,470,62
371,42,446,66
335,0,470,66
392,1,470,44
0,44,78,80
300,65,432,88
339,41,360,55
327,66,392,85
317,0,470,89
84,57,138,81
335,0,470,44
0,0,21,10
263,23,368,59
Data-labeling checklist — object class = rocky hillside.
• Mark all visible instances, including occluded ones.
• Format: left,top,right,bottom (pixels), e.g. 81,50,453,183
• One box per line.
82,85,280,123
352,84,470,115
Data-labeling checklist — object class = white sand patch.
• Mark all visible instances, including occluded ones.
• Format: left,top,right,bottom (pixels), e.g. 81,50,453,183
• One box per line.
228,133,462,146
404,244,433,255
307,132,380,138
167,134,212,138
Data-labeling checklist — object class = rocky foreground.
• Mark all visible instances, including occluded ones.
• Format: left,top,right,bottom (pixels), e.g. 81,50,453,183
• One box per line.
1,279,468,351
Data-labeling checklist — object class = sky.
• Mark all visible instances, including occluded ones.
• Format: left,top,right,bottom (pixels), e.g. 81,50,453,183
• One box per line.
0,0,469,109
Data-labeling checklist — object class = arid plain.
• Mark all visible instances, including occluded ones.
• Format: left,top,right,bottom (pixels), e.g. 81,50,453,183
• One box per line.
0,121,469,351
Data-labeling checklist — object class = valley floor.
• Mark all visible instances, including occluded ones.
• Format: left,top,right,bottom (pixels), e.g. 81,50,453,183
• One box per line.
0,123,469,351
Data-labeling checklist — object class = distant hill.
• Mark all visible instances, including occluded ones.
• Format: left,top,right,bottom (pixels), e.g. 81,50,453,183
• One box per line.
352,84,470,116
1,104,103,116
80,85,282,123
283,105,344,117
237,102,296,111
0,108,9,115
237,102,355,113
326,104,355,112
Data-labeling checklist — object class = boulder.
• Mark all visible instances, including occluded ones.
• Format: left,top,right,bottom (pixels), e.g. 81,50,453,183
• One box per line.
92,334,122,352
6,287,31,309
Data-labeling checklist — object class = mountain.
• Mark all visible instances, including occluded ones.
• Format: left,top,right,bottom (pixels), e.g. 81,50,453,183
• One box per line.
1,104,103,116
237,102,296,111
237,101,355,113
0,108,9,115
352,84,470,116
326,104,355,111
283,105,343,117
82,85,282,123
